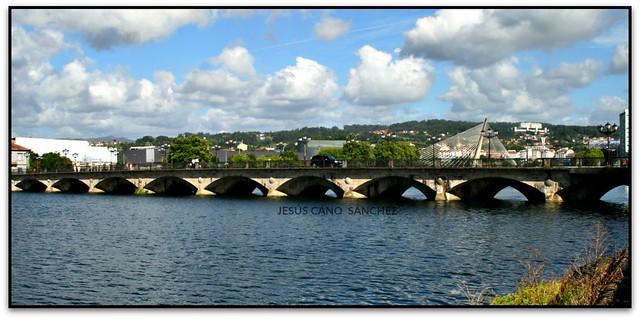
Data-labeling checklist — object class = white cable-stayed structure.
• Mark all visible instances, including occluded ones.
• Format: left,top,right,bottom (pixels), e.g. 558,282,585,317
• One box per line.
420,118,514,167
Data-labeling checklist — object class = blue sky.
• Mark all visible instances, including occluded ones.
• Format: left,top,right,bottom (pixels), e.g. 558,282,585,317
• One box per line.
11,8,629,138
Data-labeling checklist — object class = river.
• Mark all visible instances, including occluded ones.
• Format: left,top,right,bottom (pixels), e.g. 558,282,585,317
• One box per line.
10,187,629,305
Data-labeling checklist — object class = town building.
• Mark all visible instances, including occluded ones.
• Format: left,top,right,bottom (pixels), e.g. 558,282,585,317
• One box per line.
123,146,167,168
513,122,548,134
11,142,30,173
236,142,248,152
300,140,347,159
13,137,116,168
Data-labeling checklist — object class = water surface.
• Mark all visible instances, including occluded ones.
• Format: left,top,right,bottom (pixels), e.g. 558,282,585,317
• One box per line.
11,187,629,305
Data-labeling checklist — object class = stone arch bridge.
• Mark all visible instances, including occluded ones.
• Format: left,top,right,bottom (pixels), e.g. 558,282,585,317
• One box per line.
10,167,630,203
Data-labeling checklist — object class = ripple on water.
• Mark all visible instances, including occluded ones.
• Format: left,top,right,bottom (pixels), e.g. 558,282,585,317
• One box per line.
10,190,629,305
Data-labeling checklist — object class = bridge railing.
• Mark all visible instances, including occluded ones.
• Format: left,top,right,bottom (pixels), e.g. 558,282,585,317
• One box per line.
13,157,629,174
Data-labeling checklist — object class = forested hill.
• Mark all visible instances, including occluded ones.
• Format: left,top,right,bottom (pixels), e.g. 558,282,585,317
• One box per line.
126,119,601,150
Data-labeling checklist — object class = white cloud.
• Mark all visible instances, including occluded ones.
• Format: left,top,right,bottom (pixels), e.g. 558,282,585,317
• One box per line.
12,9,218,49
11,26,186,138
255,57,338,109
442,58,601,122
589,96,627,124
314,16,351,40
402,9,618,67
210,45,256,77
344,45,433,106
609,43,628,74
11,30,345,138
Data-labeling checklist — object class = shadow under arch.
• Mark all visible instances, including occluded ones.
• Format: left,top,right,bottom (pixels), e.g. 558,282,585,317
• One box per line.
205,176,268,197
52,178,90,193
557,180,630,203
448,177,545,203
15,178,47,192
95,177,137,194
276,176,344,198
145,176,197,196
353,176,436,200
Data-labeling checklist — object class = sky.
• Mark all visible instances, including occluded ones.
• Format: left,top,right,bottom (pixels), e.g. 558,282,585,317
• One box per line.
10,8,630,139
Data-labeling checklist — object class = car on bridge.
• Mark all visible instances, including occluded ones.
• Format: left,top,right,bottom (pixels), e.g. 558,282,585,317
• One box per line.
310,155,342,168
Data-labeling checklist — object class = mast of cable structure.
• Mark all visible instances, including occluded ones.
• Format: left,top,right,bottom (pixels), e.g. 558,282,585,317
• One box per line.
473,118,488,163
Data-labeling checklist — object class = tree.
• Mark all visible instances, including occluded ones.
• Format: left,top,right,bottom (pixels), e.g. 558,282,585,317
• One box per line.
168,135,212,168
40,152,72,172
280,150,298,161
27,150,39,171
155,135,172,146
135,135,155,146
373,141,420,161
317,147,344,159
342,140,374,161
575,148,604,166
229,154,257,168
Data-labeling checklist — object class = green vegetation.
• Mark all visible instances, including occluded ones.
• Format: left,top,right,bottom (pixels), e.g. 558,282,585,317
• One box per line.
38,152,72,171
575,148,604,166
121,119,598,153
490,224,629,306
343,140,375,161
491,249,628,306
168,135,212,168
280,150,298,161
373,141,420,161
316,147,344,159
229,154,257,167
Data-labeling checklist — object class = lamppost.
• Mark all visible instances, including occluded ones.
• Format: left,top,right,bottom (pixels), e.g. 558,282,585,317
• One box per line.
430,136,441,167
36,155,42,173
72,153,78,172
109,147,116,171
298,136,311,161
481,128,498,167
24,152,29,173
599,122,618,166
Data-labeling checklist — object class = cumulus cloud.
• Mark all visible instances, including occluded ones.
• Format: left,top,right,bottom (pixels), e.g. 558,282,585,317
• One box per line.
11,26,187,137
344,45,433,106
609,43,628,74
210,45,256,77
442,58,601,122
402,9,618,67
10,18,344,138
589,96,627,124
314,16,351,40
12,9,218,49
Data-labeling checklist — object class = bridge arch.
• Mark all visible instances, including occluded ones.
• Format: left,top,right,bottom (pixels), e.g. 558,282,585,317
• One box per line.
276,176,344,198
557,180,630,203
448,177,545,203
52,178,90,193
205,176,268,197
144,176,197,196
354,176,436,200
15,178,48,192
95,177,137,194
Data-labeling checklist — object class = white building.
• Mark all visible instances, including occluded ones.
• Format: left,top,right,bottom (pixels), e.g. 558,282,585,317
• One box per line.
13,137,116,167
11,142,30,173
236,142,248,152
513,122,549,134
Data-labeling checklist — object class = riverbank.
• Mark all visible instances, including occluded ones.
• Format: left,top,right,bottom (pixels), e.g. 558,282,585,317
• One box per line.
491,246,630,306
